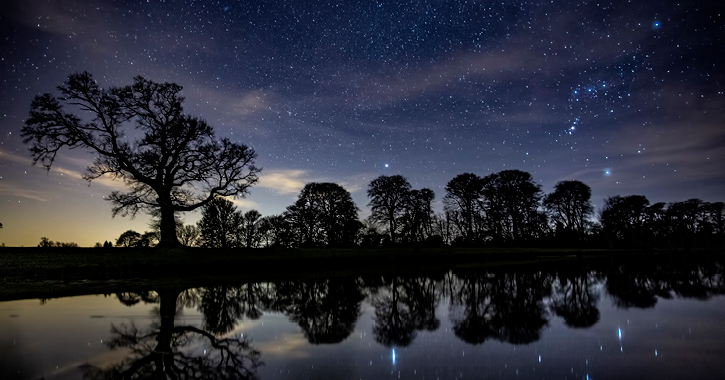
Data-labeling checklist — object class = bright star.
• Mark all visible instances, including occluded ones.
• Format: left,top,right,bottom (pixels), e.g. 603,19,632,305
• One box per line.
605,169,612,176
653,21,660,28
384,163,389,168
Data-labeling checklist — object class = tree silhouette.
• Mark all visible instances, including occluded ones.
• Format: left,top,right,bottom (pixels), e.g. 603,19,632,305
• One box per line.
241,210,262,248
38,236,54,248
367,175,411,245
358,217,386,247
116,229,157,247
285,182,360,247
599,195,650,247
257,214,296,248
198,197,243,248
21,72,260,247
444,173,484,244
402,188,436,243
177,224,201,247
544,180,593,242
482,170,544,243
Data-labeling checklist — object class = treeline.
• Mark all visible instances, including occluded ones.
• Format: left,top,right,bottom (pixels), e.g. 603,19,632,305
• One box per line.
104,169,723,249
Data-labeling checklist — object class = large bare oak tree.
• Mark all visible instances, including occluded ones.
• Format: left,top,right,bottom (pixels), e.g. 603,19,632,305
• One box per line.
21,72,261,247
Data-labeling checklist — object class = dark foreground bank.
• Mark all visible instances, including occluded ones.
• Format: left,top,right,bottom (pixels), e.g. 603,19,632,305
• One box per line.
1,247,721,300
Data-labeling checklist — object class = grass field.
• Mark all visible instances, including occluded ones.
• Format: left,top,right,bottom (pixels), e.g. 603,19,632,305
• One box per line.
0,246,716,301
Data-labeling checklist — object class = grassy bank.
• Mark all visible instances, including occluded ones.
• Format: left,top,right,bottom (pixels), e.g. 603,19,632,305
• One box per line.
0,246,717,301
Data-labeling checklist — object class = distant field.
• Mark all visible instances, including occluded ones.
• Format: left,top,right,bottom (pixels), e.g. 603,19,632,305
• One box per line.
0,246,718,301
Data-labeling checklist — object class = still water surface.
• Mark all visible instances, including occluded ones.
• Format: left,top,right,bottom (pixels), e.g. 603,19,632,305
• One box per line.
1,260,723,379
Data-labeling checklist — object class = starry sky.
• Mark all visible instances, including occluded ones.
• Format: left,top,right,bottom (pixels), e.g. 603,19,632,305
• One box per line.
0,0,723,246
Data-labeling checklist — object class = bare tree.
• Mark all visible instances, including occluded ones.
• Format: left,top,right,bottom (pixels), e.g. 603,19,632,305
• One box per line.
178,224,201,247
21,72,261,247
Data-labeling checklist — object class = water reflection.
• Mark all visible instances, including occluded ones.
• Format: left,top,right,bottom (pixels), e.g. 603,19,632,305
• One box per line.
606,258,724,309
448,271,551,345
84,288,261,379
271,279,364,344
551,270,601,328
3,257,724,379
367,275,442,347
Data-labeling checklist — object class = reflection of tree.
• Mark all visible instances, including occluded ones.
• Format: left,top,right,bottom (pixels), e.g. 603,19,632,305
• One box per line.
606,258,725,308
115,291,160,306
606,272,669,309
551,271,601,328
369,277,416,347
447,271,552,345
447,273,496,344
198,283,274,335
272,279,364,344
669,260,725,299
402,277,441,331
489,272,551,344
85,289,261,379
368,276,442,347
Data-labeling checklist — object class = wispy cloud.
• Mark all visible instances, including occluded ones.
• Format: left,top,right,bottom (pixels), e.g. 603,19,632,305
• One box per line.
219,195,260,211
257,169,310,194
0,149,32,165
52,167,128,190
0,183,49,202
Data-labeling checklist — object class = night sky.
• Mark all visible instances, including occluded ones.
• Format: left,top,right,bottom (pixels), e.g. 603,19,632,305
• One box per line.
1,0,723,246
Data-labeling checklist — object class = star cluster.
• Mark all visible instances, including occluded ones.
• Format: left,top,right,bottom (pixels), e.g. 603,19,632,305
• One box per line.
0,0,723,246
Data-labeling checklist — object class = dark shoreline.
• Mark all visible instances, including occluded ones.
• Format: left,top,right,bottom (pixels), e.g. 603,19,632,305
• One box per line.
1,247,722,301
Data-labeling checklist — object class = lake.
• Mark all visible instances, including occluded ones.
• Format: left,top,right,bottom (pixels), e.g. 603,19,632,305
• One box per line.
1,258,723,379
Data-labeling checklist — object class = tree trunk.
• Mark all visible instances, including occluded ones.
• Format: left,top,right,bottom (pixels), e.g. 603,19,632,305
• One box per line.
155,289,182,374
158,204,182,248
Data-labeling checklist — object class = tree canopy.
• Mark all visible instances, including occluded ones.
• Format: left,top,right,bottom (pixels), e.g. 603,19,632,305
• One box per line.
21,72,261,247
367,175,412,244
285,182,360,247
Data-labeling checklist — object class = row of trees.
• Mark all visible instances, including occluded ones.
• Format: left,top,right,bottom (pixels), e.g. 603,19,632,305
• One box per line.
108,171,723,249
600,196,725,248
189,171,596,248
